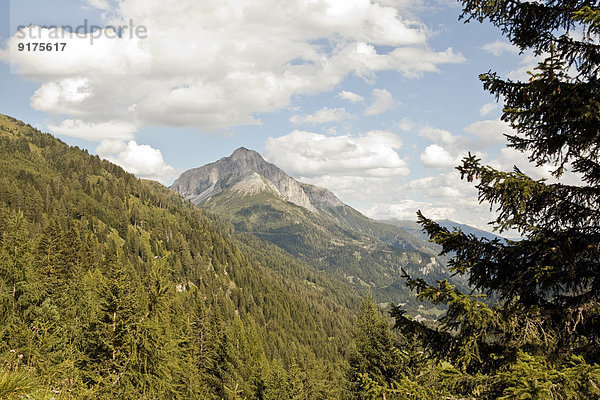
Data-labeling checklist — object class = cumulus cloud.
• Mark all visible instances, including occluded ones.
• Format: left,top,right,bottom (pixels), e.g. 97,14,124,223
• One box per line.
464,119,515,145
290,107,353,125
418,126,461,145
406,172,475,200
264,129,409,178
362,169,494,230
264,129,411,205
304,175,400,202
97,140,180,184
403,172,488,224
260,127,510,231
488,147,552,179
48,119,137,141
365,200,458,221
338,90,365,103
420,144,457,168
364,88,395,115
416,126,468,169
31,77,92,115
1,0,464,133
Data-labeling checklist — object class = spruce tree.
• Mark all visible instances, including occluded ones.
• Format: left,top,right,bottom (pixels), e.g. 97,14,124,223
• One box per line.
0,211,32,305
83,246,147,397
391,0,600,396
349,294,403,398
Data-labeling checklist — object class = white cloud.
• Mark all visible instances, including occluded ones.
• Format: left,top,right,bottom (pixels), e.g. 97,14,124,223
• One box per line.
1,0,464,132
420,144,457,168
97,140,180,184
264,129,410,206
31,77,92,115
290,107,353,125
479,102,498,117
364,199,496,231
418,126,460,145
260,127,511,232
349,45,464,78
338,90,365,103
264,129,408,178
48,119,137,141
464,119,515,145
385,171,490,229
303,175,398,202
482,40,520,56
364,88,395,115
406,173,475,201
365,200,457,222
362,170,490,228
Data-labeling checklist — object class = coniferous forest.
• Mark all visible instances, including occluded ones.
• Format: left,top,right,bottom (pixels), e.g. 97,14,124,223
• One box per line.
0,111,362,398
1,1,600,399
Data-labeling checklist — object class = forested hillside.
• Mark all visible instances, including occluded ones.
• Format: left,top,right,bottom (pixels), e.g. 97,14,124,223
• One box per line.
172,148,463,311
0,113,361,399
3,1,599,397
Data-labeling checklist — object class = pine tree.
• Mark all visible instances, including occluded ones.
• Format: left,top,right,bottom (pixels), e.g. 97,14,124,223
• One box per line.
392,1,600,397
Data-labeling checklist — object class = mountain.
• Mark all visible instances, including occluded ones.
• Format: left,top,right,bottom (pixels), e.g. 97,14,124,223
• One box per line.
172,147,465,309
0,114,359,398
172,147,336,212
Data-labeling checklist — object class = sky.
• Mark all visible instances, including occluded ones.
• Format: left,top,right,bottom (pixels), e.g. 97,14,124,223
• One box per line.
0,0,567,233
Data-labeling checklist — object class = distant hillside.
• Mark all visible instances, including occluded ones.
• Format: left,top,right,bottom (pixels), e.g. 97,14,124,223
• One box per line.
0,114,359,399
172,148,467,309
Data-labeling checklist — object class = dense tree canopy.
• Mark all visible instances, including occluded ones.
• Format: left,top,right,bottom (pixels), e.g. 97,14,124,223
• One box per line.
0,114,358,399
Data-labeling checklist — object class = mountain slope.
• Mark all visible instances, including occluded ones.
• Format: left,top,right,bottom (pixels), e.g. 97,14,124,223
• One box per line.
0,114,358,398
172,148,465,308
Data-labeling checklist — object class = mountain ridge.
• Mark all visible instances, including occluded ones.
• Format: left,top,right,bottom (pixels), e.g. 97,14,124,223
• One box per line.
171,147,468,308
172,147,344,213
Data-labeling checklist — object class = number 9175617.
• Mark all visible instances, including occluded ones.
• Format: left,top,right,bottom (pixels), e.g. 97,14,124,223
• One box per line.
17,42,67,51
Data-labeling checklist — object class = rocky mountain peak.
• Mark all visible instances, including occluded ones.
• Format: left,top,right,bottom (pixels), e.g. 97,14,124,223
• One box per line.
231,146,260,158
171,147,344,212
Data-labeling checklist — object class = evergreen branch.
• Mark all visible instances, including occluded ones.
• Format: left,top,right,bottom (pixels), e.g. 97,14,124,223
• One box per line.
457,154,600,233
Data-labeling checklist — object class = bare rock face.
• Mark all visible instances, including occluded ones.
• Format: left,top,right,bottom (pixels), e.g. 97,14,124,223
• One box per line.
299,182,344,208
171,147,343,213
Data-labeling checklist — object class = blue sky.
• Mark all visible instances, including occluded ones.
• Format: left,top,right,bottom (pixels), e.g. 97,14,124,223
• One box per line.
0,0,557,231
